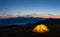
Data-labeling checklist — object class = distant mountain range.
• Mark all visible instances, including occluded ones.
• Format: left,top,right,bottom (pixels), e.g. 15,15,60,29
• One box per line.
0,17,47,26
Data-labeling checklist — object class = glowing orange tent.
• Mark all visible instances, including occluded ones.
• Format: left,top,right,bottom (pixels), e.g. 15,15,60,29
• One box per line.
32,24,49,33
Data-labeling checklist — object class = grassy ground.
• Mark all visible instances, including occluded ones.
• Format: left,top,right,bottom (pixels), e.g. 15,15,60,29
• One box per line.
0,18,60,37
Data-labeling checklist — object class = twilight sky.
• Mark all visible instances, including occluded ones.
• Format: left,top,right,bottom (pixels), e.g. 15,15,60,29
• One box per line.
0,0,60,18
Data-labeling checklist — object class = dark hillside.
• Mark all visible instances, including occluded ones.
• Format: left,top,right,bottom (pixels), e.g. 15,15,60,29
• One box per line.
0,18,60,37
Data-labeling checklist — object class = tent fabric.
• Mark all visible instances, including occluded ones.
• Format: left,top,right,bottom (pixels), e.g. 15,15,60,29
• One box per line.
32,24,49,33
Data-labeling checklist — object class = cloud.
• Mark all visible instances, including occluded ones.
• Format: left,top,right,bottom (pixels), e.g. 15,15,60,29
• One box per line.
0,13,60,19
0,14,17,18
30,14,60,19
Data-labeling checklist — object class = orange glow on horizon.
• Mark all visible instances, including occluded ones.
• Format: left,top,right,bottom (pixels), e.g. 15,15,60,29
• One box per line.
0,14,60,19
31,15,60,19
0,15,17,18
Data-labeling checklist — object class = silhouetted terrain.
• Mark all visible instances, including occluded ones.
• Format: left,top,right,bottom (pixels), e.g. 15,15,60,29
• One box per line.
0,18,60,37
0,17,47,26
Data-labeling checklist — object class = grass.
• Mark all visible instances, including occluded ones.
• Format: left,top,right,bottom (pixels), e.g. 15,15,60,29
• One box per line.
0,18,60,37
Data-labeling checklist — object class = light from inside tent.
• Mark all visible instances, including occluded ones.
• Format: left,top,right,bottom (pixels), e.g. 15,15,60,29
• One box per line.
32,24,49,33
